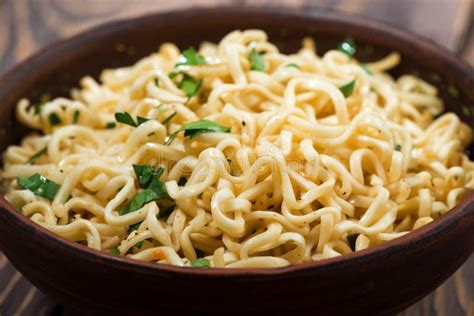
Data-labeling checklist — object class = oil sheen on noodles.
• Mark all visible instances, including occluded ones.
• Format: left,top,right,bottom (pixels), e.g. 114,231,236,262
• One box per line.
2,30,473,268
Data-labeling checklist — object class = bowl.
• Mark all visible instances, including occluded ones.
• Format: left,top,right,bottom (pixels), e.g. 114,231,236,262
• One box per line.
0,7,473,315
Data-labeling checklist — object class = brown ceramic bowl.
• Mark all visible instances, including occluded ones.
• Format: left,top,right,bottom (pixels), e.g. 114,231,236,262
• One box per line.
0,7,473,316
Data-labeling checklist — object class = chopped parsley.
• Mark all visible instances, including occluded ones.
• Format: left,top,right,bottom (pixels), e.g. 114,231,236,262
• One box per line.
105,122,116,129
26,146,48,164
154,77,160,86
285,63,299,68
339,79,356,97
338,37,356,58
395,144,402,151
17,173,60,201
110,247,121,255
360,64,373,75
191,258,210,268
176,47,206,67
33,93,51,115
49,113,61,126
249,48,265,72
177,177,187,186
72,110,80,124
162,112,177,125
115,112,149,127
133,165,164,189
165,119,231,145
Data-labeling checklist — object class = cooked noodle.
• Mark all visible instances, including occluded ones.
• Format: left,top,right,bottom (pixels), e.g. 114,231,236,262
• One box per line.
2,30,473,268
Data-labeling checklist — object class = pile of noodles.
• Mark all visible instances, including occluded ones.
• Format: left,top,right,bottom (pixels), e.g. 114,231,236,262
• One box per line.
2,30,473,268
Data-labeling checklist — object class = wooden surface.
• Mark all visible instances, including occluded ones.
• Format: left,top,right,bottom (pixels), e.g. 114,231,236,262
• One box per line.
0,0,473,315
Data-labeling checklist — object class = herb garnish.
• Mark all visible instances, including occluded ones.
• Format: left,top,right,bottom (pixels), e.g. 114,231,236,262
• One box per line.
360,64,373,76
115,112,149,127
162,112,177,125
110,247,121,255
33,93,51,115
17,173,60,201
339,79,356,97
285,63,299,69
105,122,116,129
49,113,61,126
395,144,402,151
249,48,265,72
178,177,187,186
338,37,356,58
176,47,206,67
26,146,48,164
72,110,80,124
165,119,231,145
191,258,210,268
133,165,164,189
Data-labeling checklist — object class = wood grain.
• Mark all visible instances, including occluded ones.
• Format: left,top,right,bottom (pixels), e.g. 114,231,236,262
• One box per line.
0,0,473,315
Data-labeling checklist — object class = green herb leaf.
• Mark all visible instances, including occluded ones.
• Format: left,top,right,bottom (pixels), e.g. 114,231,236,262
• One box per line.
285,63,299,68
158,204,175,219
347,233,359,251
162,112,177,125
180,76,203,97
133,165,164,189
165,119,231,145
110,247,121,255
338,37,356,58
176,47,206,67
395,144,402,151
191,258,210,268
339,79,356,97
33,93,51,115
360,64,373,76
49,113,61,126
249,48,265,71
128,221,142,234
72,110,80,124
115,112,136,127
154,77,160,86
105,122,116,129
115,112,149,127
135,240,145,249
17,173,60,201
26,146,48,164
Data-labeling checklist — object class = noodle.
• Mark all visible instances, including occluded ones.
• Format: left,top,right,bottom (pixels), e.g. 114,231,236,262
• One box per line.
2,30,473,268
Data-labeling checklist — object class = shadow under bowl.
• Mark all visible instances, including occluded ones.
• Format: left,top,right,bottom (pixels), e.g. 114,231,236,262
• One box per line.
0,6,473,316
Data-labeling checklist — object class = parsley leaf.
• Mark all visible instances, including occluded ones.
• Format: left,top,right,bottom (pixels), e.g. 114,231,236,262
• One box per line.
115,112,149,127
17,173,60,201
177,177,187,186
162,112,177,125
33,93,51,115
395,144,402,151
72,110,80,124
180,76,203,97
176,47,206,67
285,63,299,68
105,122,116,129
154,77,160,86
135,240,145,249
165,119,231,145
360,64,373,75
49,113,61,126
158,204,175,219
249,48,265,71
133,165,164,189
110,247,121,255
128,221,142,234
26,146,48,164
191,258,210,268
339,79,356,97
338,37,356,58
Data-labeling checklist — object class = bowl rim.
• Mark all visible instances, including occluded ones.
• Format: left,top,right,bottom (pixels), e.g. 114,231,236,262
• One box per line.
0,5,473,278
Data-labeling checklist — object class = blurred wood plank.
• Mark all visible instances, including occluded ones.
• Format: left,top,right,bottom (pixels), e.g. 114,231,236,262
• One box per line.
0,0,473,315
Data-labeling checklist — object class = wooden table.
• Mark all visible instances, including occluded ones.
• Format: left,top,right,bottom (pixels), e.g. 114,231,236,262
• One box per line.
0,0,473,315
